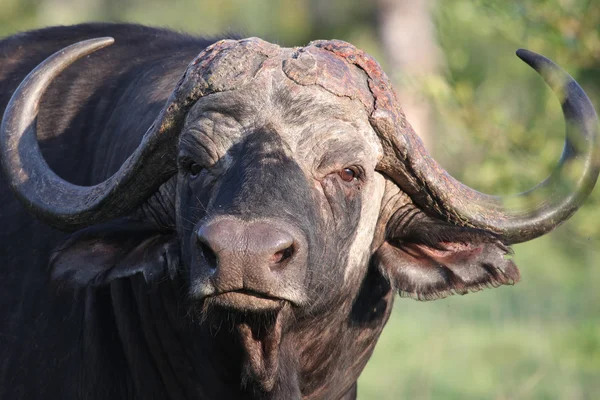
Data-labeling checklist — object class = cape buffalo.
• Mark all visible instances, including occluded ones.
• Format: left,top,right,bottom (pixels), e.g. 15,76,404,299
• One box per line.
0,23,598,399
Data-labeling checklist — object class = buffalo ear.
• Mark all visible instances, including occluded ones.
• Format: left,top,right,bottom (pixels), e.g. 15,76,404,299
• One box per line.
50,220,179,289
375,213,520,301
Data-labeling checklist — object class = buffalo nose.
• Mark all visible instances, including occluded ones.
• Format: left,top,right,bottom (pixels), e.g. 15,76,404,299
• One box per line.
196,219,297,272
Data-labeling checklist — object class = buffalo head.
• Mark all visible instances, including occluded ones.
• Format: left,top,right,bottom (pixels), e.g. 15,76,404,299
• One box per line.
1,36,598,394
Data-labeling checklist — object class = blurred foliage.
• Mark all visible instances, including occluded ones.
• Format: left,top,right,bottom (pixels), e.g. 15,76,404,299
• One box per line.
429,0,600,241
1,0,599,399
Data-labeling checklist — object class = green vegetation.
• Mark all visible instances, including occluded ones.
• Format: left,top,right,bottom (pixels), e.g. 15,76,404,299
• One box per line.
2,1,599,398
361,235,600,399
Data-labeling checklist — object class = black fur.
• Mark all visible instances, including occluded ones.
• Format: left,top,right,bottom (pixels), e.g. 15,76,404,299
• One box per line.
0,23,520,399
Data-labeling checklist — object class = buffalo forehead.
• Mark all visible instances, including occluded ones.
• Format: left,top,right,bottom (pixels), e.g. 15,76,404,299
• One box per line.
183,70,382,168
191,38,374,110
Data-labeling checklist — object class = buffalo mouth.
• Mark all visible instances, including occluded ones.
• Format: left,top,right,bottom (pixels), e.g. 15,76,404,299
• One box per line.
203,289,288,312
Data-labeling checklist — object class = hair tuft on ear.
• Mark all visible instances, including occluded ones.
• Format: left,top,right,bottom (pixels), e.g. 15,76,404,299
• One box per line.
376,210,520,301
50,219,179,290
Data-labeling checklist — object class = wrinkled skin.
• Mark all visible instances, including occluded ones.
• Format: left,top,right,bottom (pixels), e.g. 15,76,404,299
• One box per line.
178,71,385,303
1,24,520,400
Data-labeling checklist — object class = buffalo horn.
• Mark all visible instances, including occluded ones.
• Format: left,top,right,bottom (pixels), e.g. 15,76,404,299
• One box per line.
382,50,600,244
0,38,194,231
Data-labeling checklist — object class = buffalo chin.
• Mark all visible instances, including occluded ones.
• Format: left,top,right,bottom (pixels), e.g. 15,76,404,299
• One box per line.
197,295,290,393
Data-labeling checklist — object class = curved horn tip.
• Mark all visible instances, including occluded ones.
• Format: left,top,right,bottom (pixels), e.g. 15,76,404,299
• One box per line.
515,48,535,59
85,36,115,48
515,48,553,72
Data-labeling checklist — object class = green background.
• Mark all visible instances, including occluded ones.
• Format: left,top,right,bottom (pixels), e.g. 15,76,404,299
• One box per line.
2,1,599,398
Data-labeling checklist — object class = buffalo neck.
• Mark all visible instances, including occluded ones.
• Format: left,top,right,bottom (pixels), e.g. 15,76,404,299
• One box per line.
100,264,393,400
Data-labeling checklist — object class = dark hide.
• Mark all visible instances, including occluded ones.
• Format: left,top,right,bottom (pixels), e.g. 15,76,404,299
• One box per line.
0,23,214,399
0,24,520,400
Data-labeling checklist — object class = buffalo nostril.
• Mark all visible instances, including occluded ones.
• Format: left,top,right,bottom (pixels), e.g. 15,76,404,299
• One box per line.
198,241,218,270
270,244,294,265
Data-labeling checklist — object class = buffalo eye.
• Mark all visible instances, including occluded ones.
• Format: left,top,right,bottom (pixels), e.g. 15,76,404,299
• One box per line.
339,167,359,182
189,162,202,178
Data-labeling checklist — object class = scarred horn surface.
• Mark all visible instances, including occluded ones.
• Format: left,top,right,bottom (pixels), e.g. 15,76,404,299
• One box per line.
0,37,277,231
309,41,599,244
